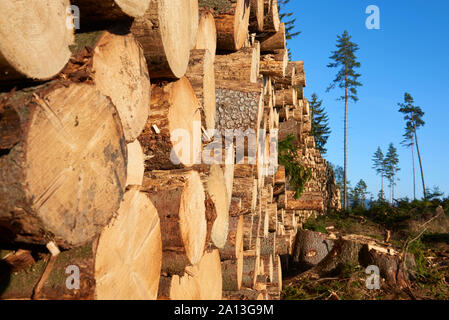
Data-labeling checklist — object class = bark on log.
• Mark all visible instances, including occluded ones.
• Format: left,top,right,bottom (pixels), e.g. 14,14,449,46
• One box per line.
292,61,306,87
210,0,250,51
263,0,280,32
275,88,297,107
0,0,74,82
223,289,263,300
232,177,258,214
0,82,126,247
195,9,217,61
260,22,285,51
0,188,162,300
142,170,207,274
186,49,216,131
229,197,242,216
271,255,282,292
138,77,201,171
70,0,152,29
221,256,244,291
249,0,264,32
279,191,324,211
215,42,260,83
131,0,192,78
273,61,296,87
68,30,151,142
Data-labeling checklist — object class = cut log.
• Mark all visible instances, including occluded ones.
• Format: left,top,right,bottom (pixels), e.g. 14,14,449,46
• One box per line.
260,22,285,51
195,249,223,299
273,61,296,87
292,61,306,87
186,49,216,131
189,0,200,49
249,0,264,32
126,140,145,187
0,188,162,300
215,42,260,83
142,170,207,274
275,88,297,107
0,0,74,82
263,0,280,32
220,215,244,260
209,0,250,51
242,246,260,288
229,197,242,216
260,254,273,282
138,77,201,171
131,0,191,78
221,256,244,291
158,272,200,300
279,191,324,211
195,9,217,61
232,177,258,214
68,30,151,142
272,255,282,292
274,166,286,185
222,142,235,209
95,188,162,299
0,83,126,247
70,0,152,29
200,164,230,249
259,51,287,78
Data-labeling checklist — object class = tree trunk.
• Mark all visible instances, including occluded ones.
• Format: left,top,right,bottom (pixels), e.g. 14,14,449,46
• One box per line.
142,170,207,274
186,49,216,131
68,30,151,143
126,139,145,187
211,0,250,51
0,0,74,83
249,0,264,32
411,145,416,200
413,125,426,198
195,9,217,61
0,188,162,300
0,82,126,248
130,0,192,78
138,77,201,171
344,77,348,210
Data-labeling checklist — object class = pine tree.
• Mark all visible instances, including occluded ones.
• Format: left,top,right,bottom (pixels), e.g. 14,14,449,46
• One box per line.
398,93,426,198
401,125,416,200
327,30,362,210
277,0,301,58
384,143,400,204
349,179,368,208
372,147,385,200
309,93,331,154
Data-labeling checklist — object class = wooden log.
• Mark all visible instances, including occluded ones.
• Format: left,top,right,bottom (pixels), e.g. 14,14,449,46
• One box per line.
259,50,288,78
263,0,280,32
70,0,151,29
220,215,244,260
0,0,74,82
126,140,145,187
195,9,217,61
131,0,192,78
208,0,250,51
242,240,260,288
267,203,278,233
273,61,296,87
292,61,306,87
272,255,282,292
0,83,126,247
222,142,235,209
260,233,276,256
260,254,273,282
229,197,242,216
142,170,207,274
232,177,257,214
195,249,223,299
274,166,286,185
68,30,151,142
186,49,216,131
158,272,200,300
200,164,230,249
280,191,324,211
249,0,264,32
138,77,201,171
215,42,260,83
275,87,297,107
260,22,285,51
189,0,200,50
0,188,162,300
221,256,244,291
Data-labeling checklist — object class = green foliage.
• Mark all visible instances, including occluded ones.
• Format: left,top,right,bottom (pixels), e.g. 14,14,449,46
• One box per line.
349,179,369,208
384,143,400,188
309,93,331,154
278,134,312,200
327,30,362,102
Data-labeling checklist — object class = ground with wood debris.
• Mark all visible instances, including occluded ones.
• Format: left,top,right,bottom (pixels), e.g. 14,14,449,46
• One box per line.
282,200,449,300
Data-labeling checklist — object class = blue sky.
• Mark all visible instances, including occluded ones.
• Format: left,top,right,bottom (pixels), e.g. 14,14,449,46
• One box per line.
282,0,449,199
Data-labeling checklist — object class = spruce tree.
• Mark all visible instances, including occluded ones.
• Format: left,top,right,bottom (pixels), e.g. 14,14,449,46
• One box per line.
309,93,331,154
327,30,362,209
398,93,426,198
385,143,400,204
349,179,368,208
372,147,385,200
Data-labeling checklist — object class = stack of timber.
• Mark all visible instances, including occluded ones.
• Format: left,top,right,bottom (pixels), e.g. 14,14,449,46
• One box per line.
0,0,340,301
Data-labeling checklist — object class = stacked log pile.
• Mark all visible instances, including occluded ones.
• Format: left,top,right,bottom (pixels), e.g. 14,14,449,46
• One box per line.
0,0,339,301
